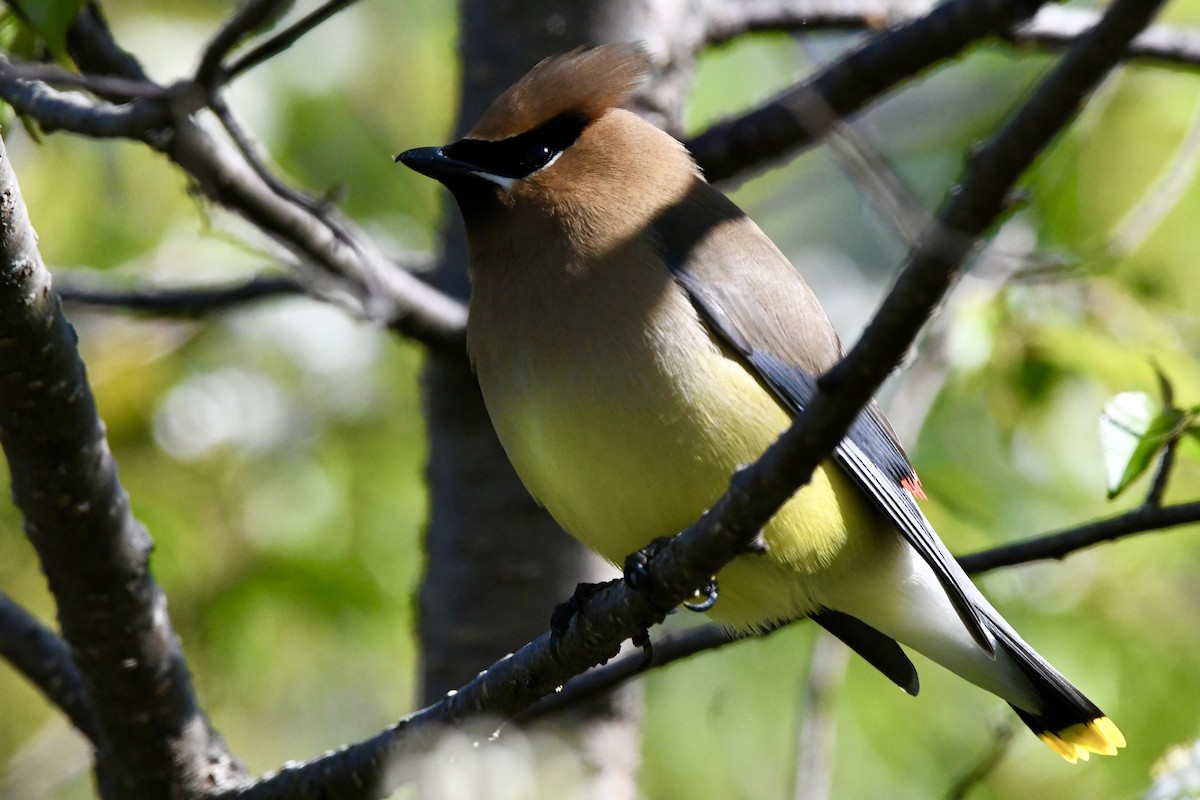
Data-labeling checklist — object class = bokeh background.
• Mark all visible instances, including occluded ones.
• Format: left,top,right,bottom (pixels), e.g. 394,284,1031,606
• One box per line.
2,1,1200,798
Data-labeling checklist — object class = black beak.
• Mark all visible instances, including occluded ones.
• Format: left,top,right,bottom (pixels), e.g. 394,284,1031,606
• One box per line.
395,147,478,183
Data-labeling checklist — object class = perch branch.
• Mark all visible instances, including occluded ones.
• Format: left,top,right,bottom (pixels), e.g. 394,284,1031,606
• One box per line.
209,1,1165,796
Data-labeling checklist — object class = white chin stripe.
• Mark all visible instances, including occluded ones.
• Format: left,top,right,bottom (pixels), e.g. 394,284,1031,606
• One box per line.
472,172,516,191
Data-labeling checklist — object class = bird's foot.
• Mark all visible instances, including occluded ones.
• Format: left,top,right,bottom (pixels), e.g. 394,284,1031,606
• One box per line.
550,579,657,670
623,536,720,615
630,629,654,672
683,578,719,612
549,580,617,664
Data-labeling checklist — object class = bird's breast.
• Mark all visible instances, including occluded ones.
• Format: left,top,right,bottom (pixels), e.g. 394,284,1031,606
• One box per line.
468,251,873,628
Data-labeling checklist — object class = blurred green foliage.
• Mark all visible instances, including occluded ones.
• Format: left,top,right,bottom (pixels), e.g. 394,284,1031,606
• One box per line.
3,2,1200,799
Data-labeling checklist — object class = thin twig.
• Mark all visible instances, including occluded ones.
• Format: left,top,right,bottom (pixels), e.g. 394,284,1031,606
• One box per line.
0,58,164,99
1145,437,1180,509
707,2,1200,70
792,632,849,800
55,273,307,317
516,625,741,723
0,72,169,139
959,500,1200,575
207,92,354,239
944,726,1015,800
707,0,933,46
195,0,294,89
224,0,362,84
0,593,100,745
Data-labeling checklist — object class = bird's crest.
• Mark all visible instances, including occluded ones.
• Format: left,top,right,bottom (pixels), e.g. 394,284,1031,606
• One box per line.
469,44,650,141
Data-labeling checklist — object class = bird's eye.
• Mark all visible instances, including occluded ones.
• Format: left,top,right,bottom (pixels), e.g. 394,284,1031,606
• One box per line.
444,114,587,181
518,144,555,174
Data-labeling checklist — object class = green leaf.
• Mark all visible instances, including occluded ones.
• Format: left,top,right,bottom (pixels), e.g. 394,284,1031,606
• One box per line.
1099,392,1184,500
8,0,88,59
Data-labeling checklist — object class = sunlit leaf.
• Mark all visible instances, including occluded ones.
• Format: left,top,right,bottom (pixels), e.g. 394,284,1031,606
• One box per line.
1099,391,1183,499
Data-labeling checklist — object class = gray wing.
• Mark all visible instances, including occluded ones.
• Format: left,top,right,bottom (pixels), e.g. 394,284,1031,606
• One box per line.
651,183,995,656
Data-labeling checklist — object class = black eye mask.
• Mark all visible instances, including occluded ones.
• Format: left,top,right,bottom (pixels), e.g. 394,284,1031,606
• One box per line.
443,114,588,180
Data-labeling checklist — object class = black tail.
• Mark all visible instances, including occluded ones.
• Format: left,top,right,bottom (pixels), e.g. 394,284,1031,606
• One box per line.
989,619,1124,762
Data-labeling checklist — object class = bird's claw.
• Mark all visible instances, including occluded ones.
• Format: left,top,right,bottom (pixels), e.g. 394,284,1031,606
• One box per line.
683,578,719,612
630,629,654,672
623,536,720,614
549,580,615,663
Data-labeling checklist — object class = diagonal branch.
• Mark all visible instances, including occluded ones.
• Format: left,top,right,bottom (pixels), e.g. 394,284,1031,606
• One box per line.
195,0,294,89
0,134,246,797
0,593,100,745
517,489,1200,719
688,0,1052,183
516,625,742,723
211,1,1165,797
224,0,362,85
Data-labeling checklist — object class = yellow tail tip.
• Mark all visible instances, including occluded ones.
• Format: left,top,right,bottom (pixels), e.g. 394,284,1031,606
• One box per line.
1038,717,1126,763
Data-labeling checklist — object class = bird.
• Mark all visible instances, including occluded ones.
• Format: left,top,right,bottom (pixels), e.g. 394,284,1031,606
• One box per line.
397,43,1124,763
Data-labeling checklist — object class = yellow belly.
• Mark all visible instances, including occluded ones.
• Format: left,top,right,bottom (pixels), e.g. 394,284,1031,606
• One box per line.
481,323,881,631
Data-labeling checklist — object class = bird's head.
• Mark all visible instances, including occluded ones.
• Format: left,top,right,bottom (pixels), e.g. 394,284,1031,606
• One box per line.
397,44,700,254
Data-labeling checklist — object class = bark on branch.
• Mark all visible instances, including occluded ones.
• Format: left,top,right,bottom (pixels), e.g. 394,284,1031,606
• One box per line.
0,134,245,797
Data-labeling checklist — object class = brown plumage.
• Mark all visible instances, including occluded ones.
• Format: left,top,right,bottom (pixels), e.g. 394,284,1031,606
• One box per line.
397,43,1123,762
468,47,650,140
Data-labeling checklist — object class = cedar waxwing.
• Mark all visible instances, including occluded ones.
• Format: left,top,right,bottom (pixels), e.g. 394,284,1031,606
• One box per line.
398,44,1124,763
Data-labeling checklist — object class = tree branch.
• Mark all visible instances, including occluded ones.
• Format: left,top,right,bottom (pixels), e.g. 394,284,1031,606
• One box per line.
944,725,1014,800
0,593,99,745
1014,6,1200,67
65,4,152,85
688,0,1052,183
706,0,933,46
959,500,1200,575
207,1,1164,796
0,58,164,99
707,3,1200,69
0,134,245,797
224,0,362,85
207,92,357,239
513,485,1200,721
195,0,293,89
54,272,307,317
692,0,1200,187
44,10,471,354
516,625,742,723
0,65,168,139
